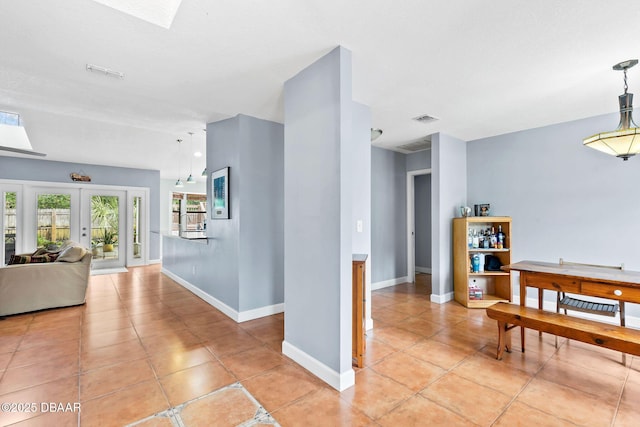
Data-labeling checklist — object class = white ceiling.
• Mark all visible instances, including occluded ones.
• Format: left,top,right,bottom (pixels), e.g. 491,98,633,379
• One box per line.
1,0,640,178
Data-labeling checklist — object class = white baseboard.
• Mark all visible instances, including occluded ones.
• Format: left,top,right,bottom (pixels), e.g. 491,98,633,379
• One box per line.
366,318,374,331
161,268,283,323
513,295,640,329
430,292,454,304
416,267,432,274
372,276,410,291
148,259,161,265
281,340,355,392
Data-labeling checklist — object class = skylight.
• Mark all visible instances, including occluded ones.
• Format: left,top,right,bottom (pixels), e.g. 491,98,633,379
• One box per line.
91,0,183,29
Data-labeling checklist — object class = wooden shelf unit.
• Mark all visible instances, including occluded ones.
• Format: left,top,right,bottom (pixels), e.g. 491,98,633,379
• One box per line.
453,216,513,308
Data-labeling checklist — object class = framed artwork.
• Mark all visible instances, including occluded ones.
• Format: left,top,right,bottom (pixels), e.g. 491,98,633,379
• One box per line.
211,167,229,219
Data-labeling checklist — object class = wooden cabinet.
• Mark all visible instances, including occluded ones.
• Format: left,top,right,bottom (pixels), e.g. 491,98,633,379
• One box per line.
352,254,367,368
453,216,512,308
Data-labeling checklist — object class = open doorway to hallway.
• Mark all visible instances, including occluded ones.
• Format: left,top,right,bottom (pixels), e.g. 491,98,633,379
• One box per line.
406,169,432,286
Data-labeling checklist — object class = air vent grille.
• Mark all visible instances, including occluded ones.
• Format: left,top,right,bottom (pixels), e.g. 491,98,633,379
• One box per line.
397,139,432,152
412,114,438,124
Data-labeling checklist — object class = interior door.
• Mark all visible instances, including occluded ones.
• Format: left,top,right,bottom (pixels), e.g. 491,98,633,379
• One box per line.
81,189,126,269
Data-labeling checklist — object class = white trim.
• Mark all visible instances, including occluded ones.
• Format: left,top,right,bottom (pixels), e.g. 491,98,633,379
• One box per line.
366,318,374,331
372,276,410,291
148,258,162,265
281,340,355,391
161,268,284,323
415,266,432,274
406,168,432,283
430,291,454,304
238,303,285,323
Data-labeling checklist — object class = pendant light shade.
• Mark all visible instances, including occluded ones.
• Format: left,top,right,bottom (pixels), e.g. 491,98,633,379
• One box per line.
584,59,640,161
201,167,207,177
174,138,183,188
187,132,195,183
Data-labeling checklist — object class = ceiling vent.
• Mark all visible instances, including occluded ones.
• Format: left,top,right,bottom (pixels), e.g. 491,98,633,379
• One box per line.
412,114,438,124
398,138,432,152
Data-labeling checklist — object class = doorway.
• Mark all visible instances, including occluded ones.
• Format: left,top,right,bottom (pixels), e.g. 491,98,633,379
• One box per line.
2,181,149,269
406,168,432,284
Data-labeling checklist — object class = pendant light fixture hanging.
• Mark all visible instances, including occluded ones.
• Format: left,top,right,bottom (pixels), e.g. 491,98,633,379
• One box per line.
583,59,640,161
186,131,195,184
175,139,184,188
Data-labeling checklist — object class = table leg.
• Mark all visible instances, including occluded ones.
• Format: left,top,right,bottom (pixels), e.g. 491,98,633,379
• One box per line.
520,273,526,352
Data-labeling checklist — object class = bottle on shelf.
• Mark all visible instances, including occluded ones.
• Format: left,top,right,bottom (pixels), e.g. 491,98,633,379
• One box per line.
490,227,497,248
472,230,479,249
497,225,506,249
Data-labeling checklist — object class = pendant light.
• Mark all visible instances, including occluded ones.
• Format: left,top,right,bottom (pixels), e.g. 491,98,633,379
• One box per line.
174,139,184,188
201,167,207,177
583,59,640,161
186,131,195,184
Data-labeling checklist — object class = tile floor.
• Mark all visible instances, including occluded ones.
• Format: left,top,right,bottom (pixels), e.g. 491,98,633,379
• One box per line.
0,268,639,426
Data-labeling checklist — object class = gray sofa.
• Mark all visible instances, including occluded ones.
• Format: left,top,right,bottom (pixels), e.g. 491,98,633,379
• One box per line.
0,244,92,316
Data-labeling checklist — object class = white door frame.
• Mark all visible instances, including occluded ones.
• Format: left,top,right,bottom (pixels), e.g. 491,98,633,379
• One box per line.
0,179,151,268
1,184,24,264
406,168,431,282
126,189,149,266
81,188,127,269
25,186,81,249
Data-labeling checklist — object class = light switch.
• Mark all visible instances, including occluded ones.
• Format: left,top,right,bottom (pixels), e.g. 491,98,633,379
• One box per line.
356,220,363,233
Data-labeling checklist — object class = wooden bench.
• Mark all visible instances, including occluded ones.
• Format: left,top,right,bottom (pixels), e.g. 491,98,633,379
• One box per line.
486,302,640,360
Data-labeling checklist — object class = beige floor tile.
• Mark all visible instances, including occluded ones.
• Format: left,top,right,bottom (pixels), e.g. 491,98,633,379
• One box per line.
614,402,640,427
138,329,201,353
218,345,287,380
537,357,625,405
149,345,215,377
371,351,445,391
8,338,79,370
80,339,147,372
0,352,78,394
377,394,476,427
242,364,323,413
340,368,414,420
274,387,375,427
80,326,139,351
362,336,397,366
0,376,78,425
493,401,576,427
516,378,616,427
205,328,263,357
368,325,423,350
80,380,169,427
3,408,79,427
18,325,81,350
159,361,236,406
405,339,474,370
452,353,533,397
179,387,258,426
421,373,511,425
80,358,156,401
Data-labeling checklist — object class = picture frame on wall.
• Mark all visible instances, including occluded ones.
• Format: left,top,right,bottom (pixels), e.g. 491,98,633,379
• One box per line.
211,167,229,219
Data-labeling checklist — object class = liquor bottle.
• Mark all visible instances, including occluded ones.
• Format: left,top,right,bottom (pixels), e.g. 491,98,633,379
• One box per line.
489,227,497,248
472,230,479,249
497,225,506,249
468,230,473,249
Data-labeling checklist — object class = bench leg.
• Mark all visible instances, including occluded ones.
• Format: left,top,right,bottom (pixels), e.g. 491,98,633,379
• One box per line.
496,321,512,360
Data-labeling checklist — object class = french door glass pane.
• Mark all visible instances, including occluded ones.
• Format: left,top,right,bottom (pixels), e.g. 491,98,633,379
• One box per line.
4,192,16,264
37,194,71,249
133,196,141,259
90,195,119,262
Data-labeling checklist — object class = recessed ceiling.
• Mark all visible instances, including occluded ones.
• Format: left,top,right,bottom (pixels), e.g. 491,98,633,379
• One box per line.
90,0,183,29
0,1,639,178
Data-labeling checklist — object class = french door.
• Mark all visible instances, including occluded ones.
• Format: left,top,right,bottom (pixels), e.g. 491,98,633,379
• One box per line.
80,190,126,270
2,182,148,269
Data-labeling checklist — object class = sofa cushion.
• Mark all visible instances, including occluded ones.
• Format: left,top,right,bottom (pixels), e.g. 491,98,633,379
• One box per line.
8,254,58,264
56,245,86,263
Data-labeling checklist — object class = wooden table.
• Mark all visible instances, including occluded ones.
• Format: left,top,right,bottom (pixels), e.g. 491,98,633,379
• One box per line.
503,260,640,350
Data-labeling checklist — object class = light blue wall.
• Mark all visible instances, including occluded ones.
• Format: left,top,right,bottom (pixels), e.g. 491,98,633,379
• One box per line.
0,155,161,259
432,133,467,297
162,114,284,313
371,147,407,283
415,174,431,270
467,112,640,312
407,149,431,172
283,46,355,379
